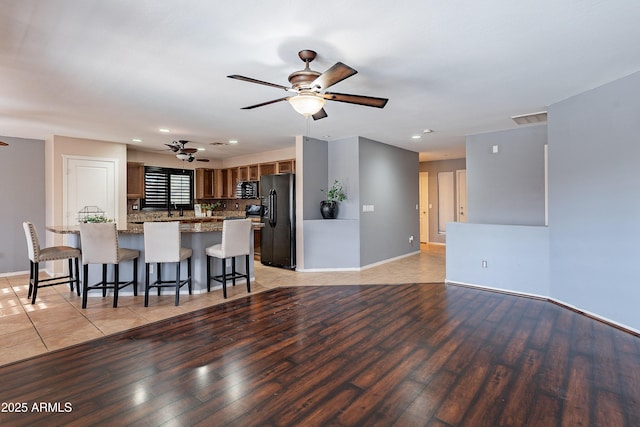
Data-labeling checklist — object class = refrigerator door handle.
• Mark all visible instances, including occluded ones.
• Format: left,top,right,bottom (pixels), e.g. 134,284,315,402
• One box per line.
269,189,277,227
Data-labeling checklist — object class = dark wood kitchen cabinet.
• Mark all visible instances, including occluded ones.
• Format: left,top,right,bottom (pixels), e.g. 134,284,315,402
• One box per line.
127,162,144,199
195,168,216,199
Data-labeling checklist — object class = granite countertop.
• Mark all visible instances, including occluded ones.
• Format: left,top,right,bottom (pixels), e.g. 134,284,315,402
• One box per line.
47,221,263,235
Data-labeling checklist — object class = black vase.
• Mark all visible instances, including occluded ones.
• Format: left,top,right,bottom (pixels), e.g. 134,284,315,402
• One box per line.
320,200,338,219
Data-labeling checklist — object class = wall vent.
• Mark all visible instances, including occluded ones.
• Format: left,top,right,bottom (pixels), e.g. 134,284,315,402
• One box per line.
511,111,547,125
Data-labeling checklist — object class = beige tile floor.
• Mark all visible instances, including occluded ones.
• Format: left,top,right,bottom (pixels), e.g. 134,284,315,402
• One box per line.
0,244,445,367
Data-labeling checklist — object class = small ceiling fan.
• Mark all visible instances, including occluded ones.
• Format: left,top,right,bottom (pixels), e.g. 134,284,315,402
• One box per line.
165,140,209,163
228,49,388,120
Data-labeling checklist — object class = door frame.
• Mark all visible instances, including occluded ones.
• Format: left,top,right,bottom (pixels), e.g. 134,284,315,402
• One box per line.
456,169,467,223
419,172,429,243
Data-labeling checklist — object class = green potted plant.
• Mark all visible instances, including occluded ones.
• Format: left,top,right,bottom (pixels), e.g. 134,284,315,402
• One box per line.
320,180,346,219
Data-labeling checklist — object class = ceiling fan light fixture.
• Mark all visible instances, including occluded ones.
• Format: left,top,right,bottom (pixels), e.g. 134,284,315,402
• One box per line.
176,153,190,161
288,91,326,118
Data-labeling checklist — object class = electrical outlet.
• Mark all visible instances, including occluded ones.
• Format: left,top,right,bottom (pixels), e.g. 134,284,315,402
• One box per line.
482,260,488,268
132,204,139,210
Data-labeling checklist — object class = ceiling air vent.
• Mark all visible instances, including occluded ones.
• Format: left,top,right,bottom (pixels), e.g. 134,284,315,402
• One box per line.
511,111,547,125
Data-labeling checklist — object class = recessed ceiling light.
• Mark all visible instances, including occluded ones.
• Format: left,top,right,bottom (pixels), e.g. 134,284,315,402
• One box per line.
159,128,171,133
411,135,421,139
423,129,434,133
197,148,205,151
131,138,142,143
229,140,238,144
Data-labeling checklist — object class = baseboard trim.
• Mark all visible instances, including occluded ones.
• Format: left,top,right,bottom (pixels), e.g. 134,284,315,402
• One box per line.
298,250,421,273
445,280,640,338
0,270,30,278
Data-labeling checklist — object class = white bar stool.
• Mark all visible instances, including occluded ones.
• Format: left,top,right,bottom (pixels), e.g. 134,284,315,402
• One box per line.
205,219,252,298
143,221,192,306
79,222,139,308
23,221,81,304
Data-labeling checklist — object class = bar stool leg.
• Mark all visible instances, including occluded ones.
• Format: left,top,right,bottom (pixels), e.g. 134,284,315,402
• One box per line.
82,264,89,309
113,264,119,308
30,261,40,304
187,256,192,294
74,257,81,296
174,261,181,306
222,257,227,299
232,257,237,287
144,262,150,307
133,259,138,296
206,255,211,292
245,254,251,293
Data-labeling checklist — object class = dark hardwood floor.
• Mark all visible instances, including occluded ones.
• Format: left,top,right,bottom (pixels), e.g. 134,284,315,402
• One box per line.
1,283,639,426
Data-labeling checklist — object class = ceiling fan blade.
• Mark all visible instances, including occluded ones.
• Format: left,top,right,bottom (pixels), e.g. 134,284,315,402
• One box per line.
165,143,180,152
196,158,210,162
181,148,198,154
241,97,290,110
312,108,328,121
228,75,290,91
0,141,8,146
323,92,388,108
312,62,357,90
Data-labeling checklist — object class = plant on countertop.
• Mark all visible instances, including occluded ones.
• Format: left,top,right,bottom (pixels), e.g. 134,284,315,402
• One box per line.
323,180,347,202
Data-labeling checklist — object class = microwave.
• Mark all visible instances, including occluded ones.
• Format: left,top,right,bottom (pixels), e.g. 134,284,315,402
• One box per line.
236,181,259,199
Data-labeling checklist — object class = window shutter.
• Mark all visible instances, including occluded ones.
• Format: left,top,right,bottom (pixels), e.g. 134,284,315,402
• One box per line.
142,167,194,209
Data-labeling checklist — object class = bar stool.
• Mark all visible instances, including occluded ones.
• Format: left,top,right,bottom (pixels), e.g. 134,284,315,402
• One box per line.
79,222,139,309
23,221,81,304
205,218,252,298
143,221,192,306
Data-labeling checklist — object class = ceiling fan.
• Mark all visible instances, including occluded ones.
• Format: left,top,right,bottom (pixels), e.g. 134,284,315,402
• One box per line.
0,141,8,147
165,140,209,162
228,49,388,120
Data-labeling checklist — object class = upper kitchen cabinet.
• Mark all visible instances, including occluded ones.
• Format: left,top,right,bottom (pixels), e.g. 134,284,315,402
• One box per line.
259,162,276,177
248,164,259,181
127,162,144,199
195,168,216,199
277,159,295,174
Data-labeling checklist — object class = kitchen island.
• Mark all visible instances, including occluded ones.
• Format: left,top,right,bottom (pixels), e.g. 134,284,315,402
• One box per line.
47,221,263,296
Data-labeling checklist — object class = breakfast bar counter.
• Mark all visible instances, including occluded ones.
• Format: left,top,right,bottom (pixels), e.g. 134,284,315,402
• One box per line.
47,222,263,296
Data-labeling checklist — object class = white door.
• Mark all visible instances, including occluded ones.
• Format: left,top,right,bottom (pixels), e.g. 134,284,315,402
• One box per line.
419,172,429,243
64,157,117,225
438,171,454,234
456,169,467,223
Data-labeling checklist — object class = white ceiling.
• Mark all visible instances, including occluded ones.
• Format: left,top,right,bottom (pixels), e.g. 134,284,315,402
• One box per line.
2,1,640,161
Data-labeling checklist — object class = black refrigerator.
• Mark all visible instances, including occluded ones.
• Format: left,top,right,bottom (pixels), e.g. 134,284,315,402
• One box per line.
260,173,296,269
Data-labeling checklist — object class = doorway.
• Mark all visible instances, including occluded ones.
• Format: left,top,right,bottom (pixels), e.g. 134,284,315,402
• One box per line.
456,169,467,223
419,172,429,243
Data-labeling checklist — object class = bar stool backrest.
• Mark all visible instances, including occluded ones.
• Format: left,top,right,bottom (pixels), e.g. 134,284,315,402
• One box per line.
79,223,119,265
143,221,182,263
220,219,252,259
23,222,40,262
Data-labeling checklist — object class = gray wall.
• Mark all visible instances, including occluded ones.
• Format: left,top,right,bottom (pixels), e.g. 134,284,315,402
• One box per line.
446,222,550,296
0,136,46,274
359,137,420,266
300,135,420,269
301,137,328,220
548,70,640,329
419,158,467,244
466,125,547,226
